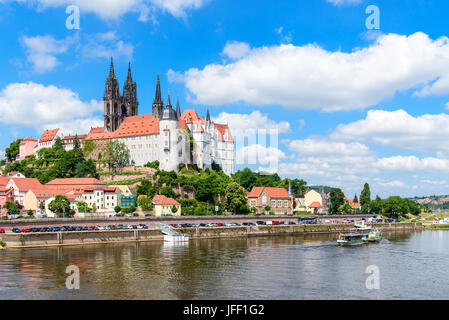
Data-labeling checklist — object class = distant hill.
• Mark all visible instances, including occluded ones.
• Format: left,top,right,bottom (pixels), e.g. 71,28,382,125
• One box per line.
411,195,449,210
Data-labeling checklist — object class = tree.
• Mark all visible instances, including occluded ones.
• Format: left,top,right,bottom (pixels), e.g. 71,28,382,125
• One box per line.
114,206,121,213
211,161,222,172
137,196,153,211
144,160,160,169
136,179,156,198
340,201,352,215
76,201,90,213
370,195,383,214
73,134,81,150
53,137,64,153
4,201,19,215
264,205,271,215
48,195,71,217
224,182,248,214
5,139,23,161
27,209,34,217
92,203,97,213
104,140,130,173
360,183,371,214
329,188,345,214
171,205,179,214
160,186,175,199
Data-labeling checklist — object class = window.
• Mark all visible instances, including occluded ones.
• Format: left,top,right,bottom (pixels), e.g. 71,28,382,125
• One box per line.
271,200,276,207
278,200,282,207
284,200,288,207
251,200,256,207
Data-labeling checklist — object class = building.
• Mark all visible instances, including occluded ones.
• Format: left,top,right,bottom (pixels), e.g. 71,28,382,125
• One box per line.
84,60,235,175
45,178,106,191
0,187,14,216
109,185,137,207
303,189,323,214
5,178,44,207
246,187,293,215
346,198,360,211
19,137,38,160
104,59,138,132
152,195,181,216
63,135,87,151
37,128,64,151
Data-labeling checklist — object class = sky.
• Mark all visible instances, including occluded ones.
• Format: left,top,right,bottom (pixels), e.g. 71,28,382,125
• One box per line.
0,0,449,198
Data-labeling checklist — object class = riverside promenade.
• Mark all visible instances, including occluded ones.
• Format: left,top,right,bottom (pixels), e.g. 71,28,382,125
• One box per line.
0,222,421,249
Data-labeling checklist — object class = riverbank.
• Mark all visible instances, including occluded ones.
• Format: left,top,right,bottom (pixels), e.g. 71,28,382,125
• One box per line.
0,222,421,249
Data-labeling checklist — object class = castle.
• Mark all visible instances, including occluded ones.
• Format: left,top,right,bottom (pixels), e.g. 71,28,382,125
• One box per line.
34,59,236,175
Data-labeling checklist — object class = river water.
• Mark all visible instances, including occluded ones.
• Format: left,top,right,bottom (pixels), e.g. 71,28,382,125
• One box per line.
0,230,448,300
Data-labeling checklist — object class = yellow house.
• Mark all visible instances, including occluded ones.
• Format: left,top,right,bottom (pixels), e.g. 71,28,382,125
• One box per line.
304,190,323,214
152,195,181,216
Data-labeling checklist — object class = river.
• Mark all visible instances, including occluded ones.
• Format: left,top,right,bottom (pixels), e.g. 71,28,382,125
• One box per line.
0,230,448,299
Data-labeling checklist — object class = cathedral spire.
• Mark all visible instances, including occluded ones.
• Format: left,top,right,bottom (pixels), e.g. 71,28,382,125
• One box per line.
206,109,211,123
176,97,181,118
108,57,116,79
126,62,133,83
167,91,172,108
154,75,162,103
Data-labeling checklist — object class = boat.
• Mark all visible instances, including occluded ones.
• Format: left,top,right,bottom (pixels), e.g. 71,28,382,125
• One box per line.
337,222,382,246
161,229,189,242
337,232,365,246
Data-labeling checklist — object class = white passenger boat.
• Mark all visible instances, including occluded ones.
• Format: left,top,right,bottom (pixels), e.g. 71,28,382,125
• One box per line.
337,222,382,246
161,229,189,242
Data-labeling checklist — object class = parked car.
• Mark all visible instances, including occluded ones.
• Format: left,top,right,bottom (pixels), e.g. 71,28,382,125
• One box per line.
133,213,139,217
243,222,255,226
272,221,280,225
287,221,296,225
0,229,5,233
12,228,21,233
256,221,266,225
21,228,31,233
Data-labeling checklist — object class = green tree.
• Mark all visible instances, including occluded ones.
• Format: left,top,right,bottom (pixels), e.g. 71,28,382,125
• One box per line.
264,205,271,215
329,188,345,214
114,206,121,213
5,139,23,161
83,140,95,156
136,179,156,198
27,209,34,217
224,182,248,214
104,140,130,173
48,195,71,217
137,196,153,211
340,201,352,215
53,137,64,153
160,186,175,199
144,160,160,169
360,183,371,214
171,205,179,214
76,201,90,213
92,203,97,213
4,201,20,215
73,135,81,150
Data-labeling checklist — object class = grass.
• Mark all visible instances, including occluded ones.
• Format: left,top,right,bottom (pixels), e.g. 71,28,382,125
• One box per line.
106,178,144,186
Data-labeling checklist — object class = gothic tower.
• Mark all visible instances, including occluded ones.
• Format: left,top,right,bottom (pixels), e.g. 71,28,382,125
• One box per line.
152,75,164,119
103,58,139,132
104,57,121,132
123,62,138,117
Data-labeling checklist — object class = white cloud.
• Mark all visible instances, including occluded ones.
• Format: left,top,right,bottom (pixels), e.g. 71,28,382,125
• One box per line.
0,82,103,134
421,179,447,185
221,41,251,60
379,180,406,188
7,0,208,20
21,32,134,73
22,34,75,73
289,138,373,157
327,0,362,5
81,32,134,60
236,144,286,166
212,110,290,139
375,156,449,173
331,109,449,154
0,150,4,159
176,32,449,111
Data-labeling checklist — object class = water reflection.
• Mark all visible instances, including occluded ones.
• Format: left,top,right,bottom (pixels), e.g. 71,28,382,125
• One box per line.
1,230,448,299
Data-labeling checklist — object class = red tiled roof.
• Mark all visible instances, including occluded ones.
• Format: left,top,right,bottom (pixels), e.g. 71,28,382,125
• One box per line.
246,187,290,198
246,186,264,198
39,129,59,142
178,118,187,130
180,109,201,123
113,115,159,138
64,135,87,140
308,201,322,208
152,195,180,206
46,178,105,186
214,123,233,142
20,137,37,144
8,178,43,191
85,127,114,141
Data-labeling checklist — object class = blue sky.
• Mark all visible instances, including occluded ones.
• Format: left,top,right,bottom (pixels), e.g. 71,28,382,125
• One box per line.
1,0,449,198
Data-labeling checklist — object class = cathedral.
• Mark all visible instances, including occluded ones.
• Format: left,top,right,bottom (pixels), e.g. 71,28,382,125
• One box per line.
86,59,235,175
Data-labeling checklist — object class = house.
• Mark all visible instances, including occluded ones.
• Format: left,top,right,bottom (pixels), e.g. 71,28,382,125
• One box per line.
24,188,72,213
109,185,137,207
63,135,87,151
152,195,181,216
79,187,120,211
45,178,106,191
304,189,323,214
0,187,14,216
5,178,44,208
19,137,38,160
246,187,293,215
37,128,64,151
346,199,360,211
